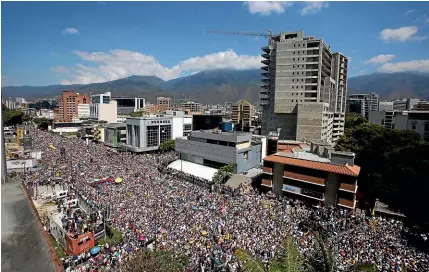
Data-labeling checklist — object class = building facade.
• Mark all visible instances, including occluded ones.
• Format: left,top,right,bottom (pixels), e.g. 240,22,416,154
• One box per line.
157,97,172,111
90,100,118,123
369,110,429,141
111,96,145,114
261,143,360,209
232,100,253,129
104,123,127,148
125,113,192,152
260,30,348,144
175,130,262,174
378,101,394,111
56,91,90,121
346,93,379,118
180,101,202,113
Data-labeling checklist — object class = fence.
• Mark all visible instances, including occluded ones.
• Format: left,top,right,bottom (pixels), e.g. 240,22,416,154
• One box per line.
21,183,64,272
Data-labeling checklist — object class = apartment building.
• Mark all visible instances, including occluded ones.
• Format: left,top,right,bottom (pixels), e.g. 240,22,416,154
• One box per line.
369,110,429,141
346,93,379,118
261,142,360,209
56,91,90,121
232,99,254,129
157,97,172,111
378,101,394,111
180,101,202,113
260,30,348,144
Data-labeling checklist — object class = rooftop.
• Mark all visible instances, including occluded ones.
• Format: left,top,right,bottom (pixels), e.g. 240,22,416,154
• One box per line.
264,153,360,177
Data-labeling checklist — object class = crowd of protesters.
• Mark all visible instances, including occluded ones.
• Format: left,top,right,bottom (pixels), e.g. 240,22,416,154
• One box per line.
21,127,428,272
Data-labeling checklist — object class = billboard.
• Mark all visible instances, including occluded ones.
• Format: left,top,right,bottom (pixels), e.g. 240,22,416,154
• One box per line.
6,159,37,169
192,115,222,131
283,184,301,194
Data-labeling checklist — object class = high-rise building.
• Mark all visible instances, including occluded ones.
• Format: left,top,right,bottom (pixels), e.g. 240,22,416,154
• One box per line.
232,99,254,129
346,93,379,118
56,91,89,121
180,101,202,113
260,30,348,143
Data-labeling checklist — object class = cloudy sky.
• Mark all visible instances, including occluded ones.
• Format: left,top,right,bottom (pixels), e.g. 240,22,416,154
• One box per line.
2,1,429,86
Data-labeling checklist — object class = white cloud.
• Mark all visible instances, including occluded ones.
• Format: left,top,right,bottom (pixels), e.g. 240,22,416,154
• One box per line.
404,9,415,16
59,49,262,85
379,26,427,41
364,54,396,65
51,66,70,74
300,1,329,15
62,28,79,35
378,60,429,73
245,1,293,15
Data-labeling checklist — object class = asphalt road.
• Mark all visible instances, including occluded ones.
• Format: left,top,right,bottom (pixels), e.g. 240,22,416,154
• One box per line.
1,182,55,272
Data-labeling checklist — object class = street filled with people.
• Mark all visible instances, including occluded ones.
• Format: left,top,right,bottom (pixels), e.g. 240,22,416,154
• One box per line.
22,127,429,272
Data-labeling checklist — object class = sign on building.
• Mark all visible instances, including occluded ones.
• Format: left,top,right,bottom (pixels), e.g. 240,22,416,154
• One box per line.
6,159,37,170
283,184,301,194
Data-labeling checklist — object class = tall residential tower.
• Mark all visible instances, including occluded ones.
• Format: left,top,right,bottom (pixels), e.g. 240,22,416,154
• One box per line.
260,30,348,143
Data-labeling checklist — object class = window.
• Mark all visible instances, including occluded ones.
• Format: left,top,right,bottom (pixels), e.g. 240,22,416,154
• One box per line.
411,122,416,130
183,124,192,131
146,126,159,147
159,125,172,145
134,125,140,147
425,123,429,132
243,151,248,160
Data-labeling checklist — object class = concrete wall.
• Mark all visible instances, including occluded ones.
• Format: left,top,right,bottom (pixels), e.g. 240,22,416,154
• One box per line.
236,144,261,173
324,173,340,206
296,103,324,142
272,162,284,195
190,131,251,143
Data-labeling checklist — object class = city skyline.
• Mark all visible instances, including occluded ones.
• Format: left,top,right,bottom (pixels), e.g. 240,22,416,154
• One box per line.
2,1,429,87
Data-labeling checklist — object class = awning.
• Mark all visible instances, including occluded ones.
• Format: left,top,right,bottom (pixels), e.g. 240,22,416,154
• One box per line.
167,160,218,181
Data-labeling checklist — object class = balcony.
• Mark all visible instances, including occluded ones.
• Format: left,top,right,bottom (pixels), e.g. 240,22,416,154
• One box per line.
262,45,271,53
261,82,270,88
261,179,273,187
261,66,269,72
260,99,269,106
261,72,269,78
261,59,270,65
261,53,270,59
338,198,355,209
283,171,325,186
263,167,273,174
339,183,357,193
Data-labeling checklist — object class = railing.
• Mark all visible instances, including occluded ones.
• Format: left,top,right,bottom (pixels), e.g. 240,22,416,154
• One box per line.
339,183,357,192
338,198,355,209
283,171,325,186
263,167,272,174
261,179,272,187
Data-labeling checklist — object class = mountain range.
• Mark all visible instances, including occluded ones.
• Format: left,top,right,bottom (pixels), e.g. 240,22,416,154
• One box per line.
2,70,429,105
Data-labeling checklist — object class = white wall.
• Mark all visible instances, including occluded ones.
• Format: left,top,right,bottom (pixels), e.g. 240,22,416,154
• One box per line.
78,104,90,118
98,101,118,123
7,158,37,169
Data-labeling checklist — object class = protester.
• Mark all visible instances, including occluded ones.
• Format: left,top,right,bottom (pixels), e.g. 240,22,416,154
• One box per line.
23,127,429,272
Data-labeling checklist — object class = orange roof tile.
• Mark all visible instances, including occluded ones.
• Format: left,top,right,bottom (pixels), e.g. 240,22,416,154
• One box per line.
264,154,360,177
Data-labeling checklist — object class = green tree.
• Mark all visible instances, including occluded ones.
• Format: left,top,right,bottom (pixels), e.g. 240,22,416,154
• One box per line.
159,139,175,152
2,105,24,126
122,249,188,272
212,165,234,185
34,117,52,130
336,117,429,226
130,111,143,117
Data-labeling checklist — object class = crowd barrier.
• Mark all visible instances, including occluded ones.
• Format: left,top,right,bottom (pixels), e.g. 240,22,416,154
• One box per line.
21,183,64,272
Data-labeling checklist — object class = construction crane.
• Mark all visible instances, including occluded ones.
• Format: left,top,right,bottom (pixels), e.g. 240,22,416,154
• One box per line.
207,30,273,39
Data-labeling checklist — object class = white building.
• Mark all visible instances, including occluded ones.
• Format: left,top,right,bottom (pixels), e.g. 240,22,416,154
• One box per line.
37,109,54,119
124,111,192,152
90,100,118,123
78,104,90,118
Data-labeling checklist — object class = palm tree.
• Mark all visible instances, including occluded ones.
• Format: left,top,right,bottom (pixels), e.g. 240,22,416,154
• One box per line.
234,234,304,272
234,232,377,272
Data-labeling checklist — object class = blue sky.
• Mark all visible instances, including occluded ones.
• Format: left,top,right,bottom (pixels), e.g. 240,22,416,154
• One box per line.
2,1,429,86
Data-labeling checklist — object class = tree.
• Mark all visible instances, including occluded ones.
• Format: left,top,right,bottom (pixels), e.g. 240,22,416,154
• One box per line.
34,117,52,130
212,165,234,185
122,249,188,272
159,139,175,152
336,118,429,226
234,233,376,272
2,105,24,126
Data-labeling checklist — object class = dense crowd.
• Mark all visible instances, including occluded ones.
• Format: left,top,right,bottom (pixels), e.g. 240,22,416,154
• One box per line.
22,127,428,272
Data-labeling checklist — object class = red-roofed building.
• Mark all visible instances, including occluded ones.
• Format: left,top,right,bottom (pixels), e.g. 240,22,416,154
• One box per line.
261,142,360,209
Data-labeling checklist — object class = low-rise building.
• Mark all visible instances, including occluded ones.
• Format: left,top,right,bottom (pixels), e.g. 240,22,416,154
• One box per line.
180,101,202,113
261,142,360,209
104,123,127,148
175,130,262,174
124,112,192,152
